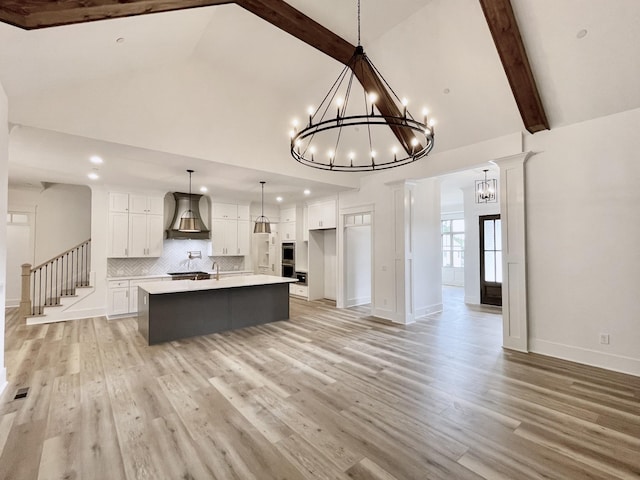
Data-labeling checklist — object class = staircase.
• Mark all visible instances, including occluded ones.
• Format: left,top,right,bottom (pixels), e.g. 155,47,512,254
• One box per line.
20,239,95,325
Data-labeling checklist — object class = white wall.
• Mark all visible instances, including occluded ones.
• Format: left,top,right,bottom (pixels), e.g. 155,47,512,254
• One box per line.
525,107,640,375
345,225,371,307
9,184,91,266
413,179,443,317
6,221,31,306
0,82,9,393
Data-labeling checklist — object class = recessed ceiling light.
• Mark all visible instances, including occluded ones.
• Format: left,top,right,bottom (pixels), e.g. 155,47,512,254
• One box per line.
200,186,208,193
87,172,99,180
90,155,103,164
276,196,283,202
577,29,588,39
443,88,450,94
303,189,311,195
116,37,125,44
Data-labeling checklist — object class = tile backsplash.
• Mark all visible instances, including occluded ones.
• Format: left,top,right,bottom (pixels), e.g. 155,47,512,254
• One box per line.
107,240,245,277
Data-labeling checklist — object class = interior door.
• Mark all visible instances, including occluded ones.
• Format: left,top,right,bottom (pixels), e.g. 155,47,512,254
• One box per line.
479,214,502,306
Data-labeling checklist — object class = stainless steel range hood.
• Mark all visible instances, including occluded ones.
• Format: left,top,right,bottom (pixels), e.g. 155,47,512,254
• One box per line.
166,192,211,239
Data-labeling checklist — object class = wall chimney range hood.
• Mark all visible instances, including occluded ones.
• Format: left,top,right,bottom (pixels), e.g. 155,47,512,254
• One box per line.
166,192,210,239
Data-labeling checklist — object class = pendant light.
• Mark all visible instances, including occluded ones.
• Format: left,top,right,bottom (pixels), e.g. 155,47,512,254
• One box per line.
254,181,271,234
179,169,201,232
475,169,497,204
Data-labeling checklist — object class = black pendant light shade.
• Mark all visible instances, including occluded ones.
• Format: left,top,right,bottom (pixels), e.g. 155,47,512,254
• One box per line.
254,181,271,234
179,169,201,232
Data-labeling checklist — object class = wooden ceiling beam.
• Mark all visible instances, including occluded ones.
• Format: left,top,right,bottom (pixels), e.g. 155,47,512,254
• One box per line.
235,0,355,65
0,1,234,30
479,0,549,133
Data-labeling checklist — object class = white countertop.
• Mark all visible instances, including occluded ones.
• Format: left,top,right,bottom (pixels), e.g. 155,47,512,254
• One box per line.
139,274,297,295
108,270,253,281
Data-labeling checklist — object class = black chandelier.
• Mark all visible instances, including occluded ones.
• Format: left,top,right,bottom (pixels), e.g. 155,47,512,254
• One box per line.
475,169,497,204
290,0,435,172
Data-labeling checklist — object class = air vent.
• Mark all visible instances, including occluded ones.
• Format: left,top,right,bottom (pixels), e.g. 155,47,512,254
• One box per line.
14,387,29,400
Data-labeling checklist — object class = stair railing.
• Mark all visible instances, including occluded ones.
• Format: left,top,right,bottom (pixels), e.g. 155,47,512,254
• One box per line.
20,239,91,318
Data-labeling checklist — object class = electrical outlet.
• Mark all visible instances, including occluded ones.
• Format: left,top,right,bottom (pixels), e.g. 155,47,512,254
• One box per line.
383,298,388,306
599,333,610,345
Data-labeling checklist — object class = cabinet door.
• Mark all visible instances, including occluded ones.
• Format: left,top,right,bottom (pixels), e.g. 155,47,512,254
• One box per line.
237,204,250,221
108,287,129,316
213,203,237,219
108,212,129,257
147,196,164,215
322,200,337,229
303,206,309,241
128,213,148,257
146,215,164,256
307,203,322,230
129,286,139,313
129,194,149,214
280,207,296,223
281,222,296,241
237,220,250,255
109,192,129,213
224,219,238,255
211,218,227,255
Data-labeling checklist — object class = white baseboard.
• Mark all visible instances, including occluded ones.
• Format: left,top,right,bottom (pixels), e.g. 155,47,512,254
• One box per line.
530,338,640,378
346,296,371,308
416,303,443,319
27,306,106,325
371,307,415,325
465,295,480,305
5,298,19,308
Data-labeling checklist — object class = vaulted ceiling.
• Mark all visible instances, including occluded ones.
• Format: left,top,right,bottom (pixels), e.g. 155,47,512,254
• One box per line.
1,0,639,201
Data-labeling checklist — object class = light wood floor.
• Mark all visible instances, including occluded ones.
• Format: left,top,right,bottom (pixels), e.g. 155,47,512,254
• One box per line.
1,289,639,479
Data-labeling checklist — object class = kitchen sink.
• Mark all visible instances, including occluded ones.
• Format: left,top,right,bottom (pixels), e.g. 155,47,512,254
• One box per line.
167,271,211,281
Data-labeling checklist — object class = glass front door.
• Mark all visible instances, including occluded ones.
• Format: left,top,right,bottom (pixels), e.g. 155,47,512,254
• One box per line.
479,215,502,306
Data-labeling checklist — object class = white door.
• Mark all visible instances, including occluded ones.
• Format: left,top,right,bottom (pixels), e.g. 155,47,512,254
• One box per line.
345,225,372,307
324,229,337,300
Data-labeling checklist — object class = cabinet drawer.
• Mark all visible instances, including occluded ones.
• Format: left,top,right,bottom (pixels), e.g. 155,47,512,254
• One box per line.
108,280,129,289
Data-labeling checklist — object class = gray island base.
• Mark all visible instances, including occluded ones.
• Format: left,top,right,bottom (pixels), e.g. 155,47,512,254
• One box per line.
137,275,297,345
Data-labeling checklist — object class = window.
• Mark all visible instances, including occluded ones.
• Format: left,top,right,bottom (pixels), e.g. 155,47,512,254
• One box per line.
441,219,464,268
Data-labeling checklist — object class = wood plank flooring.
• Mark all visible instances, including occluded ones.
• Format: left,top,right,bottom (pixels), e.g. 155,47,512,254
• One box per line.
1,288,639,479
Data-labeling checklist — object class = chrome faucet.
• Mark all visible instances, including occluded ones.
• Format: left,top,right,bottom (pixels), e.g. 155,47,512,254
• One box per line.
211,261,220,280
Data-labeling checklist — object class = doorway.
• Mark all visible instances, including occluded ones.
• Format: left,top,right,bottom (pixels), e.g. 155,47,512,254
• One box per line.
479,214,502,306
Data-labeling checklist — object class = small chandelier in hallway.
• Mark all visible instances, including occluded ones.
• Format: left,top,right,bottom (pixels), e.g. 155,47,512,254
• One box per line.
475,169,497,203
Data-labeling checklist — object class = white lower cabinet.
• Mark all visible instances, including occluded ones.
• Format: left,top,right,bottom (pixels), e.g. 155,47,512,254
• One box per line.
108,277,165,317
289,284,308,298
107,280,130,316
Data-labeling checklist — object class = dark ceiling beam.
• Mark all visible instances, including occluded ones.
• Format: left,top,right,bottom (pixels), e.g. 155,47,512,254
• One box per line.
479,0,549,133
0,1,234,30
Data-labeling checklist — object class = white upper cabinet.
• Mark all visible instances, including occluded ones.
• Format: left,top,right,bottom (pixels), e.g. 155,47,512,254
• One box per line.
213,203,238,219
211,202,251,256
308,199,336,230
280,207,296,223
108,192,164,258
109,192,130,213
237,204,250,221
129,194,164,215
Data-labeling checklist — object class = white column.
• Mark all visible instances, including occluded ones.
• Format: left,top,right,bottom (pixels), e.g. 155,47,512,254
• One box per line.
494,152,531,352
388,181,415,324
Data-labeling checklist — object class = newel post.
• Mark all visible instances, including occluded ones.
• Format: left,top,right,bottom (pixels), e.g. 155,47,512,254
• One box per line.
20,263,32,319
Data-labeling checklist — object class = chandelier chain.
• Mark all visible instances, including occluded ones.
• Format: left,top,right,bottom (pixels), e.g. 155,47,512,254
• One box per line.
357,0,361,46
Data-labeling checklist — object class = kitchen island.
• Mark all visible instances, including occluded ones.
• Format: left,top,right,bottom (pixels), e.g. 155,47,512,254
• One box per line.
137,274,297,345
